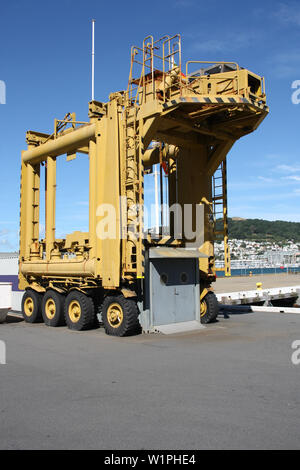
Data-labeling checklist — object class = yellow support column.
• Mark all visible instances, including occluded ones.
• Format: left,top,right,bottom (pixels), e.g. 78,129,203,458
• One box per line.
24,158,40,261
45,156,56,261
176,146,214,273
222,159,231,277
88,136,97,260
19,155,29,289
24,163,34,260
96,99,121,287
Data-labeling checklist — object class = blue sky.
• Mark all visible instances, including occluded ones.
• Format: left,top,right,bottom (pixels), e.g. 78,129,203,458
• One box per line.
1,0,300,251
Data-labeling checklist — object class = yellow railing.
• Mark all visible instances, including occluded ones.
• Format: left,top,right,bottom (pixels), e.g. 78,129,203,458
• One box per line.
127,34,182,106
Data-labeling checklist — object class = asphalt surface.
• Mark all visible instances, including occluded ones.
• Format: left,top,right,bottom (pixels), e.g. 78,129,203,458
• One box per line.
0,310,299,450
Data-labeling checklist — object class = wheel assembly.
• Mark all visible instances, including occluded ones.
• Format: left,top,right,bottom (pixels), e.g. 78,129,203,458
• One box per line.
21,289,43,323
101,294,140,337
42,290,65,327
64,290,95,331
200,291,219,324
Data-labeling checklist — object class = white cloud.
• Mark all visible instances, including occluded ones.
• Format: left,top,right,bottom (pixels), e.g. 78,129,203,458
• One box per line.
265,153,282,160
188,31,262,54
273,2,300,27
229,176,287,190
240,191,300,202
39,224,45,238
257,176,275,183
268,51,300,78
0,226,21,252
192,39,224,53
77,201,89,206
0,238,14,250
275,164,300,173
173,0,195,6
283,175,300,181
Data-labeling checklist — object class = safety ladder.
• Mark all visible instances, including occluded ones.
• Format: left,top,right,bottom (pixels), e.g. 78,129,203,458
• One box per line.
212,159,231,277
122,103,145,279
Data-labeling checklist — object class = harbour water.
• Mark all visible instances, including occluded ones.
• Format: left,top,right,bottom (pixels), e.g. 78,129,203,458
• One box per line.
216,266,300,277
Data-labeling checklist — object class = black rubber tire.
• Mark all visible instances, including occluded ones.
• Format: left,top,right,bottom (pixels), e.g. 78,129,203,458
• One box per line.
200,291,219,324
64,290,95,331
42,290,66,327
101,294,140,337
21,289,43,323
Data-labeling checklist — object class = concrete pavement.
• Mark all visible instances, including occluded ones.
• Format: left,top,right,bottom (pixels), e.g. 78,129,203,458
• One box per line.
0,310,299,450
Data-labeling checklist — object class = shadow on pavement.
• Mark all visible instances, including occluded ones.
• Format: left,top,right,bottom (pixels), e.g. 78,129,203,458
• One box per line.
218,305,252,319
5,313,24,324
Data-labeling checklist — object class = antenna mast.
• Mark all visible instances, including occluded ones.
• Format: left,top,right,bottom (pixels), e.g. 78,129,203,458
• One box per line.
91,19,95,101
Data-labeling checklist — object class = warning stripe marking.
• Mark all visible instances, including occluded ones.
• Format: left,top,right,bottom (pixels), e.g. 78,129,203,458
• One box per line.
162,96,268,111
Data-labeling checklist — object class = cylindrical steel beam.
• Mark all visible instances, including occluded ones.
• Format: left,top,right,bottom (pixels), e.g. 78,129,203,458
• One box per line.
20,258,96,277
22,124,96,164
143,147,159,167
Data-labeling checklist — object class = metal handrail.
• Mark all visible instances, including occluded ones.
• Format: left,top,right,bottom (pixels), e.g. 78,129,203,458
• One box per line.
186,60,240,76
162,34,182,101
142,36,154,102
127,34,183,105
186,61,240,95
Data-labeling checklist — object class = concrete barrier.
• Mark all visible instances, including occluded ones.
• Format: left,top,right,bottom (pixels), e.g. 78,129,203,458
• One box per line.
0,282,12,323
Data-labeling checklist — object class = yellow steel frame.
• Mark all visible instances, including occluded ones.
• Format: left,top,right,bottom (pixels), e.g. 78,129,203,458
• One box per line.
18,34,268,293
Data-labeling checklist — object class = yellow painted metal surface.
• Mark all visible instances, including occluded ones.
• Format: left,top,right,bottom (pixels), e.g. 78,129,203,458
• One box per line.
68,300,81,323
18,34,268,294
45,298,56,320
24,297,34,317
107,303,124,328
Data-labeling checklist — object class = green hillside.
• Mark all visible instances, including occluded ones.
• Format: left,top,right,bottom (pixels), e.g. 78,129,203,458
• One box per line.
219,218,300,243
